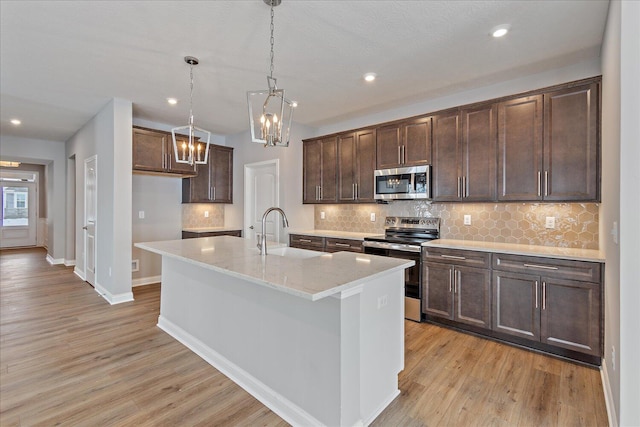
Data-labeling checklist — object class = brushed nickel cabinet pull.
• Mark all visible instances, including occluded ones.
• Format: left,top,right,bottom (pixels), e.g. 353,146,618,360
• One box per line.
401,145,406,164
542,281,547,310
441,254,466,260
535,280,539,309
524,263,558,270
537,171,541,197
544,170,549,196
457,177,461,198
212,187,216,200
355,183,358,200
398,146,402,164
300,238,312,243
463,176,468,198
335,242,350,247
449,268,453,292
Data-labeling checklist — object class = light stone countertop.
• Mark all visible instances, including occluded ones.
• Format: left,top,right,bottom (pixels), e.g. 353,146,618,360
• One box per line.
423,239,605,262
182,226,242,233
136,236,413,301
287,229,378,240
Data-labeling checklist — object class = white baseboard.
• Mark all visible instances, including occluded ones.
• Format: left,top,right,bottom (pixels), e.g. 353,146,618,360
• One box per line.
74,267,86,281
132,275,161,287
601,361,618,427
45,254,64,265
94,282,134,305
157,315,324,427
64,259,76,267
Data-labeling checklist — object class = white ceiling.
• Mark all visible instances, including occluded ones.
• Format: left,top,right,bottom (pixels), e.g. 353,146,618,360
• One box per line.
1,0,609,142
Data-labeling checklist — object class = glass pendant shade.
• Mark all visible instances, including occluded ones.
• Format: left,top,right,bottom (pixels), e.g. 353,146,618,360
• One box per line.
248,77,294,147
171,56,211,165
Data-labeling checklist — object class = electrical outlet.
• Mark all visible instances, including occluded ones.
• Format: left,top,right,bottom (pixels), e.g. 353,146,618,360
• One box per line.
545,216,556,229
612,346,616,371
204,211,209,218
320,211,325,220
138,210,145,219
370,212,376,222
464,215,471,225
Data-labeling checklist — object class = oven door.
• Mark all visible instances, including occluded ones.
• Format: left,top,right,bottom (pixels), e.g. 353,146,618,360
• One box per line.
363,245,422,322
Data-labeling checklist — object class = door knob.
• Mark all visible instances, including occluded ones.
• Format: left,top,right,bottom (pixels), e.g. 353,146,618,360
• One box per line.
249,226,254,229
82,226,88,230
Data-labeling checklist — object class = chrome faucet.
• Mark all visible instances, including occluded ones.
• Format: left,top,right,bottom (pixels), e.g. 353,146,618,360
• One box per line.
257,207,289,255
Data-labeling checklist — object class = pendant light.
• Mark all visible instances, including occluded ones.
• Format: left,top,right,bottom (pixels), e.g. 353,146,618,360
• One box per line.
247,0,295,147
172,56,211,165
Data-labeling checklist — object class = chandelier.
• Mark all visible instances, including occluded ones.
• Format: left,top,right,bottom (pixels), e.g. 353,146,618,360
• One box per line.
171,56,211,165
247,0,295,147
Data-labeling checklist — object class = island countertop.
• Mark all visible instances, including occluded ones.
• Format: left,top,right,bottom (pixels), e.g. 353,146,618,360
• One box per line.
135,236,413,301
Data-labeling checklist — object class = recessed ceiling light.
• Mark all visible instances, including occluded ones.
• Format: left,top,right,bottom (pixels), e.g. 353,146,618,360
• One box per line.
490,24,511,38
167,98,178,105
363,72,377,82
10,119,21,125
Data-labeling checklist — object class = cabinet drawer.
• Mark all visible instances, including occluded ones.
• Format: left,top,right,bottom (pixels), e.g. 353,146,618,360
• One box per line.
182,230,241,239
492,253,602,282
325,238,362,253
289,234,324,250
423,248,491,268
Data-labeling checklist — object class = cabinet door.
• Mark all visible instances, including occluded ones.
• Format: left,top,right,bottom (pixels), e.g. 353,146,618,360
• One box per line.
403,117,431,167
432,111,461,201
422,262,454,319
211,145,233,203
132,127,167,172
454,266,491,329
492,271,540,341
376,125,402,169
168,134,198,175
184,162,212,203
337,133,356,201
541,277,601,356
320,137,337,202
498,95,543,201
543,82,599,201
354,129,376,202
303,140,322,203
461,104,497,201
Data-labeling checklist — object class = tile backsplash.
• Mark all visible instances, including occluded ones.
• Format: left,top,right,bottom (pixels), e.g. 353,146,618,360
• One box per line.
182,204,224,228
314,202,599,249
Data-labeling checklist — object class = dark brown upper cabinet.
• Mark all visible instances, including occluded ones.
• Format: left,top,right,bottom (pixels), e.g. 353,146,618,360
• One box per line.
376,116,431,169
337,128,376,202
182,145,233,203
498,95,544,201
132,127,197,176
303,137,337,204
543,82,600,201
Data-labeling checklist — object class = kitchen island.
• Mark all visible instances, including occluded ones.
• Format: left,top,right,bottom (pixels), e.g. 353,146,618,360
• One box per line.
135,236,414,427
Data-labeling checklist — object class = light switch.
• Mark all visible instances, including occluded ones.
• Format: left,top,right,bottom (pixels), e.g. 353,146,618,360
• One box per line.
320,211,326,220
463,215,471,225
204,211,209,218
370,212,376,222
138,210,145,219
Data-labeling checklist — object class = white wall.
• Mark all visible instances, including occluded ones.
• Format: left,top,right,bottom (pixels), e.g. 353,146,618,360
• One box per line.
0,136,66,261
66,98,133,303
617,1,640,425
224,122,316,241
132,174,182,285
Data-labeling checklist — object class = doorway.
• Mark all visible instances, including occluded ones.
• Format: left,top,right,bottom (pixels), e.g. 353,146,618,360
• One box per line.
84,156,97,286
244,160,280,243
0,171,37,248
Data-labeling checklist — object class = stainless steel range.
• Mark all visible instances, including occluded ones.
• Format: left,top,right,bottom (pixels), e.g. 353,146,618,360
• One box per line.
363,216,440,322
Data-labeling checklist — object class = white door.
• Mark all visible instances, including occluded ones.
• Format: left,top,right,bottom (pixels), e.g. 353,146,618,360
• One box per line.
244,160,279,243
0,180,37,248
84,156,97,286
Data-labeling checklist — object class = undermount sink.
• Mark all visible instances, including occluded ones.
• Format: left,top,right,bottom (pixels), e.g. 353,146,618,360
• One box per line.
268,247,324,259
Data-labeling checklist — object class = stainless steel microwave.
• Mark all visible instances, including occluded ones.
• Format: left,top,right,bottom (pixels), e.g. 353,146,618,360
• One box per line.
374,165,431,200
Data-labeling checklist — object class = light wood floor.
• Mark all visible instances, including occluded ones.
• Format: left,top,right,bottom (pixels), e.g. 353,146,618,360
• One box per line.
0,248,608,426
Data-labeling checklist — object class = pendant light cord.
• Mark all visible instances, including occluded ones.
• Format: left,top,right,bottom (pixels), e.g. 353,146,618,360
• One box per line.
189,62,194,126
269,0,275,80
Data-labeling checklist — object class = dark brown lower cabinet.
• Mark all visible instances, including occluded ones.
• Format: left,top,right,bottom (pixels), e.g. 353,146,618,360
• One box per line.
182,230,241,239
289,234,362,253
493,261,602,357
423,262,492,330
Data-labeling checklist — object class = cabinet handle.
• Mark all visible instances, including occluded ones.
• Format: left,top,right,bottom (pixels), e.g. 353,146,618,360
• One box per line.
213,187,216,200
457,177,462,198
441,254,466,260
209,187,212,200
300,239,312,243
398,146,402,164
537,171,541,197
449,268,453,292
316,186,320,201
463,176,468,198
355,183,358,200
535,280,539,309
542,281,547,310
454,270,459,294
401,145,406,164
335,242,351,247
544,171,549,196
352,183,356,200
523,263,558,270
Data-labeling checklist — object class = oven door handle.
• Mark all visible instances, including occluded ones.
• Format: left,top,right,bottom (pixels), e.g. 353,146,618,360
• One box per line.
362,241,422,253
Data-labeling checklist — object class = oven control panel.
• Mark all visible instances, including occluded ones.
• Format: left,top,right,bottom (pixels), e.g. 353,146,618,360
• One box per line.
384,216,440,229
